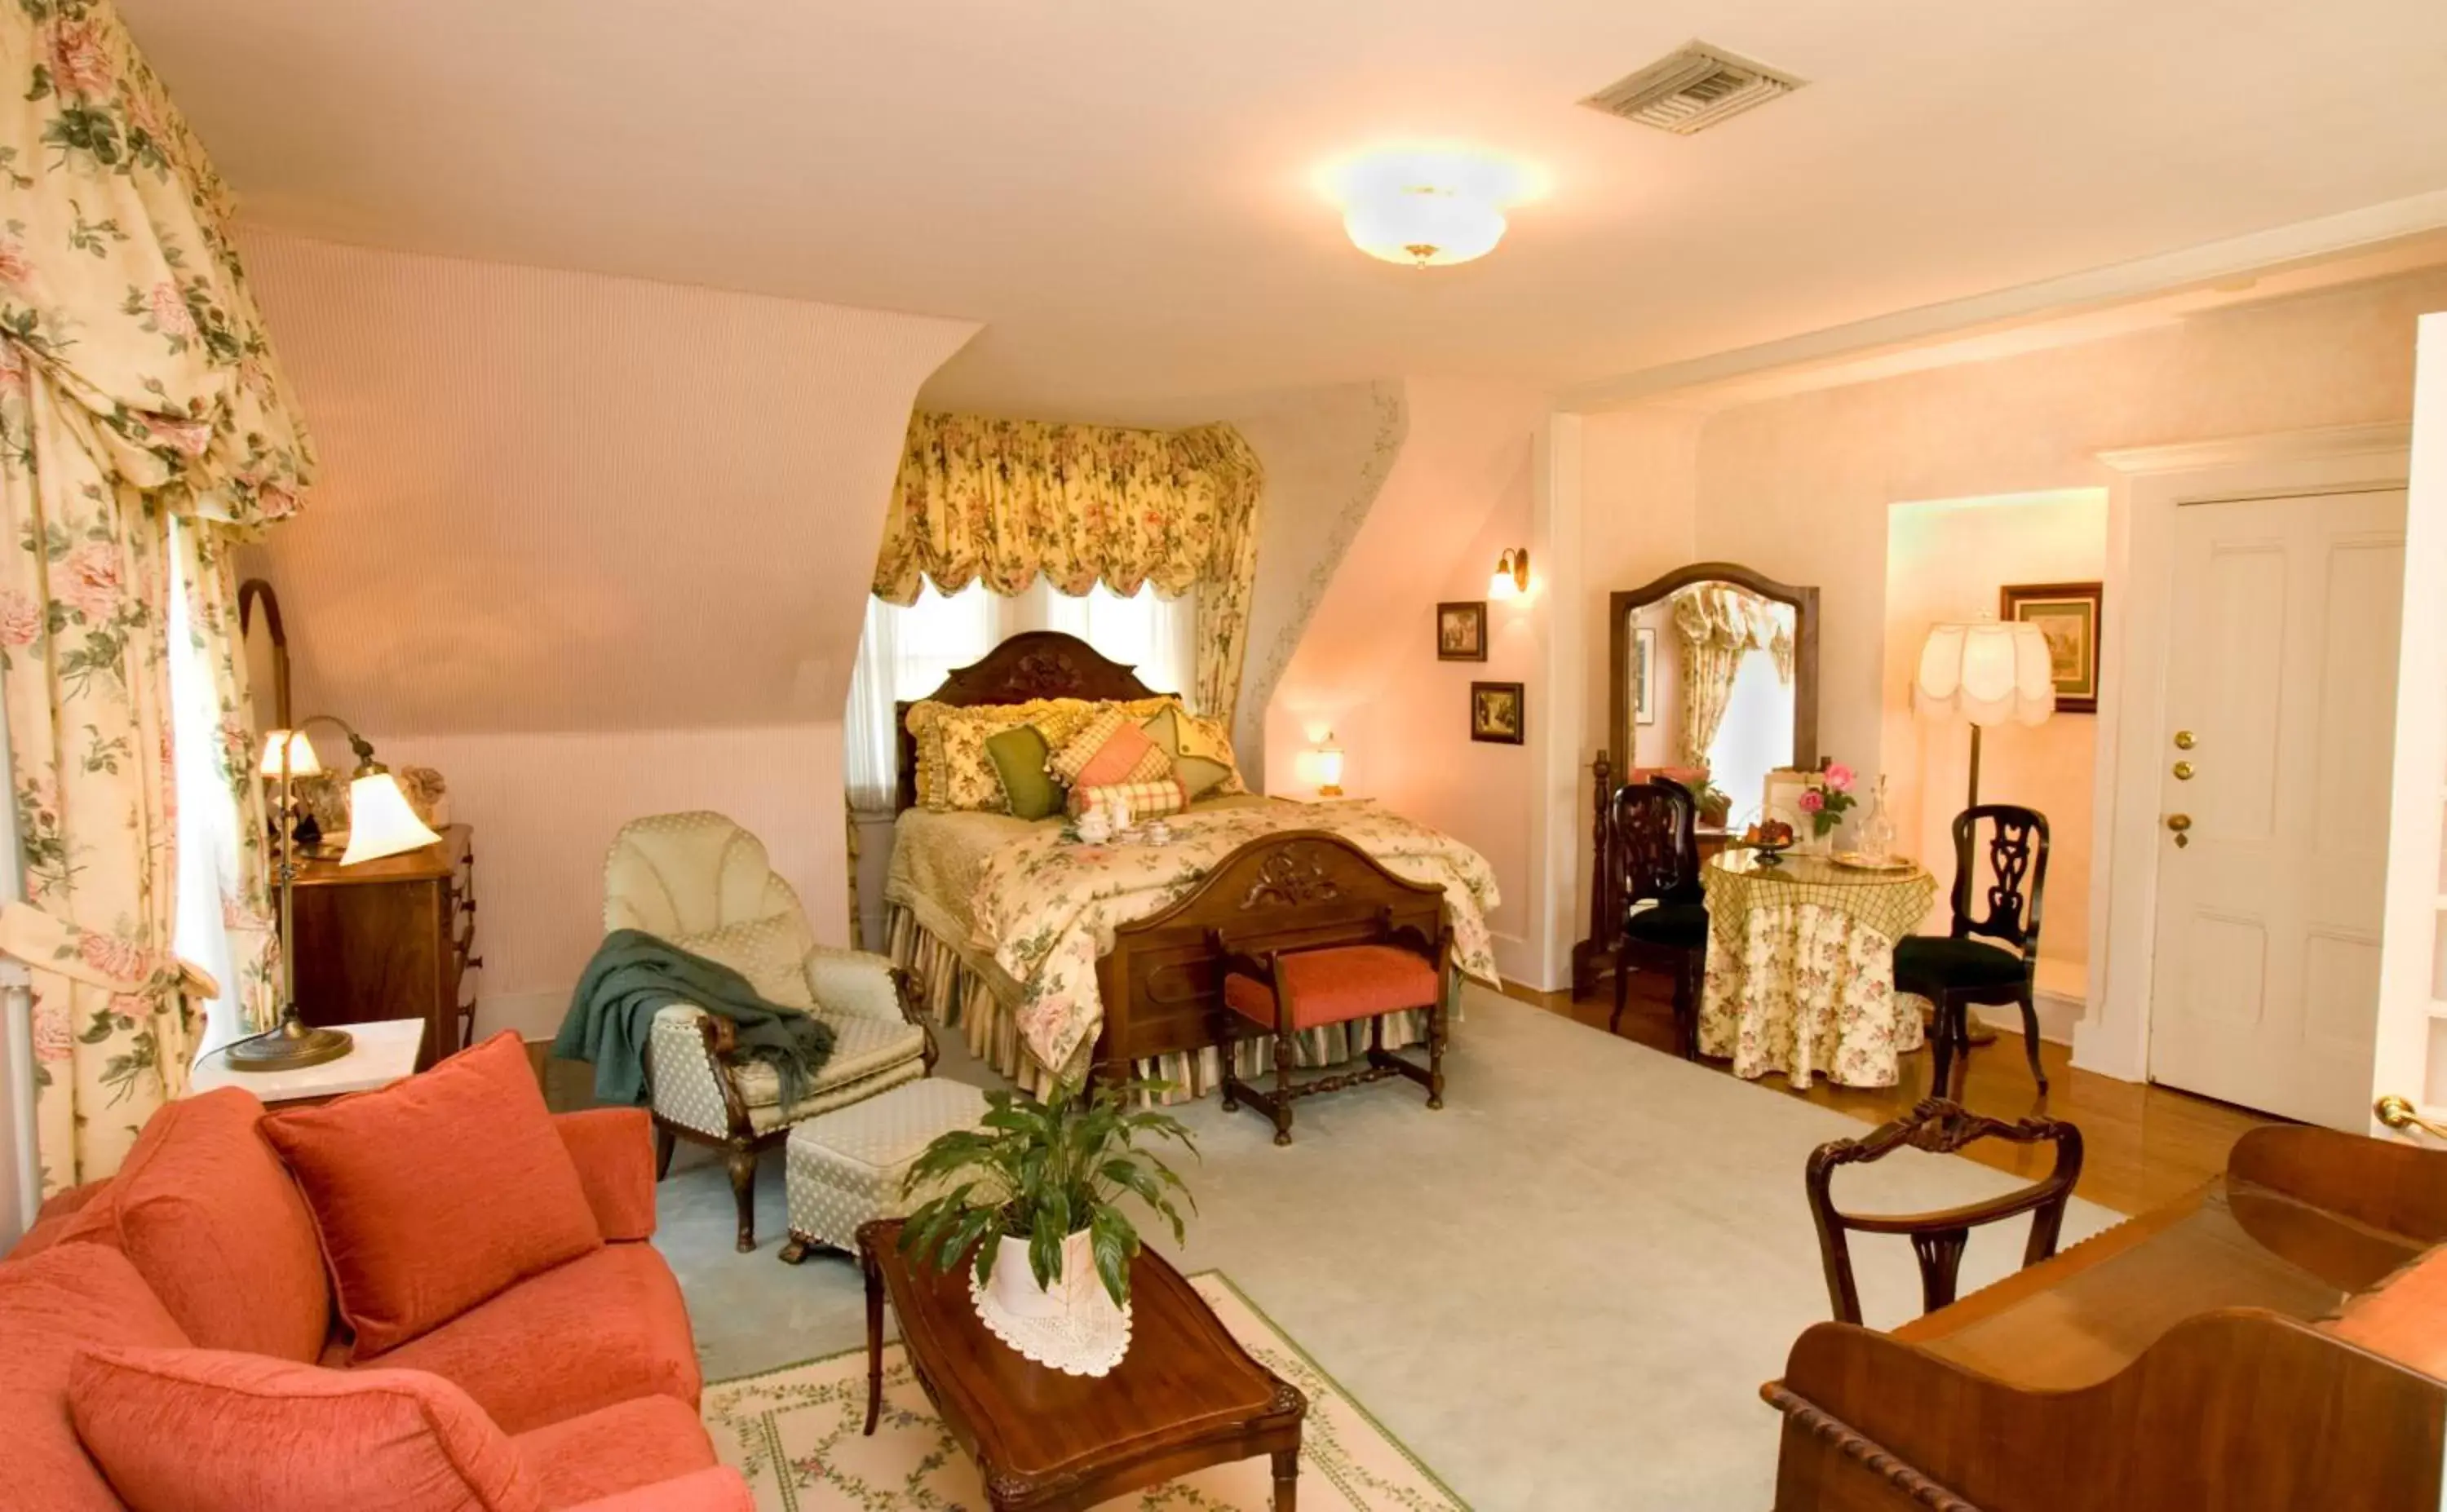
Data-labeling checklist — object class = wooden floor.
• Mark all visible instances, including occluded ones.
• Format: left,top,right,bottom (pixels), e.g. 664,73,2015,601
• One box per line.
1516,976,2277,1216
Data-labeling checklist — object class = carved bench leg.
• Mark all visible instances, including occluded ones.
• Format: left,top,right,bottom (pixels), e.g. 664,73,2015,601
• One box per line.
727,1145,759,1252
654,1124,676,1181
1271,1023,1296,1146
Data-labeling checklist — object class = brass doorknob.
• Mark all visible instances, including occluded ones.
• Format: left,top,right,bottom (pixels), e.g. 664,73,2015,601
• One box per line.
2378,1096,2447,1139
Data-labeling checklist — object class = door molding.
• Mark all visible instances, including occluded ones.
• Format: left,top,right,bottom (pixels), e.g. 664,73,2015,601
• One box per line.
2075,423,2414,1085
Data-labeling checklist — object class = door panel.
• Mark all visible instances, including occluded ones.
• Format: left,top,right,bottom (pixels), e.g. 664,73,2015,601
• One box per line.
2149,489,2406,1127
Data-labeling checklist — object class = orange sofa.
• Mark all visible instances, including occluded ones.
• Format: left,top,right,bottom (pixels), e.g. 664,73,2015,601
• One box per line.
2,1086,749,1510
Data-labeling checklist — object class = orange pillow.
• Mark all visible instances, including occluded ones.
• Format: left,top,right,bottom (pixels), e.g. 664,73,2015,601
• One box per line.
262,1032,602,1359
69,1346,541,1512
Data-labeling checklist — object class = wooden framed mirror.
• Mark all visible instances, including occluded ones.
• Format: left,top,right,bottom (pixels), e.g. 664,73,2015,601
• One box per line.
1574,561,1820,997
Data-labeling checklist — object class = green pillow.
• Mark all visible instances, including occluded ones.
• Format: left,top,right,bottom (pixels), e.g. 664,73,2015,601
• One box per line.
1142,706,1233,800
985,724,1064,820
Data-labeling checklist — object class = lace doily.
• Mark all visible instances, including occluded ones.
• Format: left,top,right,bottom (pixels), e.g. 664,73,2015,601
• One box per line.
971,1272,1134,1377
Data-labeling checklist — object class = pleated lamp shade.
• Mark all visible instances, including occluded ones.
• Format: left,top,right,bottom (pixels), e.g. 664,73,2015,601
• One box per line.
1913,621,2056,727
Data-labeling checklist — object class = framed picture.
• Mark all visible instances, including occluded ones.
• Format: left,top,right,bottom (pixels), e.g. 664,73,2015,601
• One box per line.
2001,581,2103,713
1633,626,1657,726
1436,601,1488,661
1470,681,1525,745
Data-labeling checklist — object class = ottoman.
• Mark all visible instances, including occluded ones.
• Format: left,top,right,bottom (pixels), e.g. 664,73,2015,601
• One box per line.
777,1077,989,1264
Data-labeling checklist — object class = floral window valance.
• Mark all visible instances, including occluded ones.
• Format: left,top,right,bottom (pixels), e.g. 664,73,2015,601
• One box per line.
872,411,1264,722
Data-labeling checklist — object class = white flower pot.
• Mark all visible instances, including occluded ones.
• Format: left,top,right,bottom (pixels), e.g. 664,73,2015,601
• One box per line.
972,1229,1134,1376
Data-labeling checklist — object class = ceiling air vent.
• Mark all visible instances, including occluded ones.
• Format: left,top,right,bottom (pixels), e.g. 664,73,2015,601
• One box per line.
1581,42,1802,135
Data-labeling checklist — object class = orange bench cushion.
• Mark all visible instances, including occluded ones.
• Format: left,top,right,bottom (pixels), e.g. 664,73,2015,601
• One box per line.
1224,944,1439,1032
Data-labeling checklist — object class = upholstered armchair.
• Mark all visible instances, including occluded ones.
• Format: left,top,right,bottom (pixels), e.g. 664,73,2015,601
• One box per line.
602,811,935,1252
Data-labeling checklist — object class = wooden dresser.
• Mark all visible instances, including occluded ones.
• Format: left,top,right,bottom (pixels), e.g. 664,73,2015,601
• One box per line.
289,825,478,1071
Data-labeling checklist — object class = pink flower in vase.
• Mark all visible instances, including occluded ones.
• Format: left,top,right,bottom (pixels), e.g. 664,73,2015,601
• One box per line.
1797,790,1825,814
1823,763,1855,793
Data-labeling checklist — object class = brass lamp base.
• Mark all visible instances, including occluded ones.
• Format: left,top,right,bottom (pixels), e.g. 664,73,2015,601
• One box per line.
225,1012,354,1072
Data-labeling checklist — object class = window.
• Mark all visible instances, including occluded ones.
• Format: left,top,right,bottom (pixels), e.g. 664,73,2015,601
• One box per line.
843,581,1195,811
164,522,250,1052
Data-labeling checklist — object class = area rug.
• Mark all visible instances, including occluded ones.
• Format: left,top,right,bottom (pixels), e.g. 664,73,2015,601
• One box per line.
701,1271,1467,1511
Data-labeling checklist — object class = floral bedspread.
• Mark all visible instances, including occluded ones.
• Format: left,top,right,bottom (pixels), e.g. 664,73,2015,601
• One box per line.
968,798,1501,1074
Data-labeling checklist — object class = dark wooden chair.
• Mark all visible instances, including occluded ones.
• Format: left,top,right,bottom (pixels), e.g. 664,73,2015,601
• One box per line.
1804,1098,2083,1324
1609,778,1706,1058
1189,833,1452,1146
1893,803,2050,1099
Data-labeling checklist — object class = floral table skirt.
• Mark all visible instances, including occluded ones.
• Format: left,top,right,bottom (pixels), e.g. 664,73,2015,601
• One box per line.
1697,900,1924,1088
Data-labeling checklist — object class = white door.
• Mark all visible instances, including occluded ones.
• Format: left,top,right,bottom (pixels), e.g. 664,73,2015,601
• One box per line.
2148,488,2408,1127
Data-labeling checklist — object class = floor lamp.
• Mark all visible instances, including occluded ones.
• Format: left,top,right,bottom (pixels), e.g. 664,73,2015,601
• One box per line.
1911,618,2057,809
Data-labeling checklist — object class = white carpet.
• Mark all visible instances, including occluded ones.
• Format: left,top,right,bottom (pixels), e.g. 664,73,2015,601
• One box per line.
654,986,2119,1510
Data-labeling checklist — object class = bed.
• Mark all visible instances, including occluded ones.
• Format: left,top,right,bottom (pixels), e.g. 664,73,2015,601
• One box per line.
881,631,1500,1096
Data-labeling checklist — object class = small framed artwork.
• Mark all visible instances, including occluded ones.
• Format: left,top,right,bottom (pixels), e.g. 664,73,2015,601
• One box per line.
1633,626,1657,726
1470,681,1525,745
2001,581,2104,713
1436,601,1488,662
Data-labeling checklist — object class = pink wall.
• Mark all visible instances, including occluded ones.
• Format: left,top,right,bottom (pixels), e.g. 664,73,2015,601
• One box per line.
1883,492,2106,993
237,231,976,1036
1264,377,1549,975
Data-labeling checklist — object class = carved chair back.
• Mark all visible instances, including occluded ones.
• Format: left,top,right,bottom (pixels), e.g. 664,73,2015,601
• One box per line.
1095,831,1449,1077
1805,1098,2085,1324
1945,803,2050,958
1610,778,1701,920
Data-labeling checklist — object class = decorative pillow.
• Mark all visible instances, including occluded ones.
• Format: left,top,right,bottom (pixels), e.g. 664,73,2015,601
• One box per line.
923,698,1100,811
1141,705,1242,800
1069,776,1189,821
1051,707,1170,789
671,912,817,1010
69,1346,541,1512
260,1032,603,1359
0,1242,192,1512
53,1085,332,1364
984,724,1064,820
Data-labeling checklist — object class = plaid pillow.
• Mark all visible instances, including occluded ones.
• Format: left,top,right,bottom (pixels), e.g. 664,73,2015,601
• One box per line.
1068,776,1188,821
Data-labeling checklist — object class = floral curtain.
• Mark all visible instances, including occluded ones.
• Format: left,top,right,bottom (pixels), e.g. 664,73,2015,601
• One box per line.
872,412,1265,723
0,0,313,1193
1671,583,1795,767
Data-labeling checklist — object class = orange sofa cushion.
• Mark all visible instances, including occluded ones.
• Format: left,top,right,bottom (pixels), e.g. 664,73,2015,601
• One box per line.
551,1108,659,1244
0,1242,191,1512
69,1346,542,1512
1224,944,1440,1031
512,1394,719,1506
2325,1246,2447,1377
57,1086,332,1362
337,1241,702,1435
263,1032,602,1359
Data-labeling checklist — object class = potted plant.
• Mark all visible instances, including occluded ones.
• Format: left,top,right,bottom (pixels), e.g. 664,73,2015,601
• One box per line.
1799,762,1857,849
1693,780,1733,829
899,1077,1197,1376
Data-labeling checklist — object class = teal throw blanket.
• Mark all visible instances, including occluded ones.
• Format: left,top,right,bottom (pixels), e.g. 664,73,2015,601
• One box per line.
555,929,836,1111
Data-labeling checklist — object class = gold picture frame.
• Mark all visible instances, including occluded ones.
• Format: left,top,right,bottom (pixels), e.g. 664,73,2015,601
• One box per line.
1470,681,1525,745
2001,581,2102,713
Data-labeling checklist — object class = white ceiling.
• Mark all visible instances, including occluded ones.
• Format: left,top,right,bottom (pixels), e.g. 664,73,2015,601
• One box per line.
120,0,2447,420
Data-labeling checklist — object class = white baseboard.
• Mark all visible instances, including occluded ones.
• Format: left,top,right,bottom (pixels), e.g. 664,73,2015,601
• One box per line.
474,990,569,1046
1970,988,2082,1047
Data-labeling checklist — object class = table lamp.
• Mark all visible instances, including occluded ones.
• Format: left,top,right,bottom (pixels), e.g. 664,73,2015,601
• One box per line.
1911,618,2055,807
227,715,442,1072
1315,733,1345,798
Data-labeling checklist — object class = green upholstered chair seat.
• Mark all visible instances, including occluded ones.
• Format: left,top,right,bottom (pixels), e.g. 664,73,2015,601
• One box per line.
1895,935,2026,989
1622,904,1708,951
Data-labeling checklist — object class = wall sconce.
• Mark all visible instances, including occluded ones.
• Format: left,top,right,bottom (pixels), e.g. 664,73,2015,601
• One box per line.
1489,548,1531,600
1315,733,1345,798
228,715,442,1072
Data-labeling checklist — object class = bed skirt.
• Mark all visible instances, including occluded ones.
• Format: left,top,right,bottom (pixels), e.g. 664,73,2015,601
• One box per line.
884,903,1442,1103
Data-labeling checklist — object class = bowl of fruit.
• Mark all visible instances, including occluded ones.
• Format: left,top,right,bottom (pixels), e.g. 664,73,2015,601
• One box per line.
1741,819,1796,864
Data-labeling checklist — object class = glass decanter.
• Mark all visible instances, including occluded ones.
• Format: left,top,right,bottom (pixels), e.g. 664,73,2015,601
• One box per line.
1856,774,1896,862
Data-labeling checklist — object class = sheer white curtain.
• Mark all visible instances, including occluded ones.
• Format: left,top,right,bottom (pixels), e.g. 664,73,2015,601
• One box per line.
164,523,246,1053
843,581,1197,815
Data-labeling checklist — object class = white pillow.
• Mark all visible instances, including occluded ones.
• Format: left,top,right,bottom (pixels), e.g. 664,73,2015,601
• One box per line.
671,912,816,1010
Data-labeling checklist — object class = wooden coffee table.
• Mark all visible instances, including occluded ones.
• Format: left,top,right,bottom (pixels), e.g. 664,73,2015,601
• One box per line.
858,1218,1306,1510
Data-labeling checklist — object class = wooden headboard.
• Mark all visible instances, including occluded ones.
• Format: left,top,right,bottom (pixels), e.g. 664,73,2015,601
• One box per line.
895,630,1166,811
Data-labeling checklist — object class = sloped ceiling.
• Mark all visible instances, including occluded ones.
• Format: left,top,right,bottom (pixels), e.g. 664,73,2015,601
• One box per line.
237,231,976,735
118,0,2447,418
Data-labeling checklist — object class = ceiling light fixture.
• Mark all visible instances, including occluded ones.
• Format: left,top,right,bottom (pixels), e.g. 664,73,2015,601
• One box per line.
1335,150,1528,268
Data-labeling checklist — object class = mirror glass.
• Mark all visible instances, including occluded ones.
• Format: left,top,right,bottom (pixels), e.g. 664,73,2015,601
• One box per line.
1623,581,1798,831
237,579,289,741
